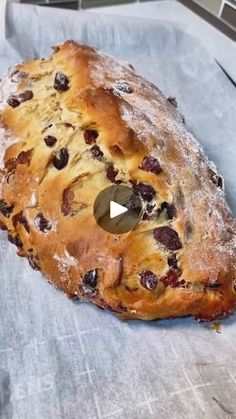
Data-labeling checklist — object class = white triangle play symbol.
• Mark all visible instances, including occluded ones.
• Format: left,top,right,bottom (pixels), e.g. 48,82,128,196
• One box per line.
110,200,128,219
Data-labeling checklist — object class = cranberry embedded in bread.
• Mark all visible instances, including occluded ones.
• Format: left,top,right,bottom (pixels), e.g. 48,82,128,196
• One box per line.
0,41,235,321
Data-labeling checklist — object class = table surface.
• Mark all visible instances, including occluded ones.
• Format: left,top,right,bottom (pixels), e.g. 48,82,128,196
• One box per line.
89,0,236,82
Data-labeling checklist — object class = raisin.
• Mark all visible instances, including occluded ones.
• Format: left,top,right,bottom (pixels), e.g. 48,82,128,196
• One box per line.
34,213,52,232
133,183,155,202
84,129,98,145
153,226,182,251
167,254,178,269
90,145,104,160
12,211,30,233
139,270,158,290
8,233,23,248
160,202,177,220
54,72,70,92
167,97,178,108
162,270,182,288
0,200,14,218
5,158,17,172
140,156,162,175
61,188,75,216
115,81,133,94
82,269,98,297
8,90,33,107
83,269,97,288
52,148,69,170
7,96,20,108
44,135,57,147
27,249,40,271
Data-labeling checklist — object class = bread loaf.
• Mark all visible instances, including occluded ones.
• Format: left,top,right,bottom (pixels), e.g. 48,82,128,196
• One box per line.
0,41,235,321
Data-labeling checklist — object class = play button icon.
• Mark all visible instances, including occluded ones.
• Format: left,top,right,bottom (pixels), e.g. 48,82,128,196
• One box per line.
93,185,143,234
110,201,128,219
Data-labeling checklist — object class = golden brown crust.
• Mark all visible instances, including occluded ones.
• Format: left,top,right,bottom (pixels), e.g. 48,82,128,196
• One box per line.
0,41,236,321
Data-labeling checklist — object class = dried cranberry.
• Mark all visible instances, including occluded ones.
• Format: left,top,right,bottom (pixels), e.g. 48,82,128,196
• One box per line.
54,72,70,92
0,220,7,231
12,211,30,233
106,163,121,184
153,226,182,251
83,269,97,288
27,249,40,271
217,176,223,189
7,96,20,108
206,283,222,289
84,130,98,145
211,173,223,189
139,270,158,290
44,135,57,147
8,233,23,248
140,156,162,175
18,90,33,102
162,270,182,288
0,200,14,218
115,81,133,94
11,71,28,82
82,269,98,297
167,97,178,108
90,145,104,160
5,158,17,172
52,148,69,170
34,213,52,232
160,202,177,220
133,183,155,202
167,254,178,269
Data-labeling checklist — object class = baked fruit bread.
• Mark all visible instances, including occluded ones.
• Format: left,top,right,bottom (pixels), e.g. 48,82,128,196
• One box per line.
0,41,235,321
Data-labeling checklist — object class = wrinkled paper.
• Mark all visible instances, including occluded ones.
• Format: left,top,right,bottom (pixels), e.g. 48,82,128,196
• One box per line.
0,4,236,419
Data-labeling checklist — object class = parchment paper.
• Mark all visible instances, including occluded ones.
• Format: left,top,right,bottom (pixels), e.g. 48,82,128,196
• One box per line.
1,4,236,419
